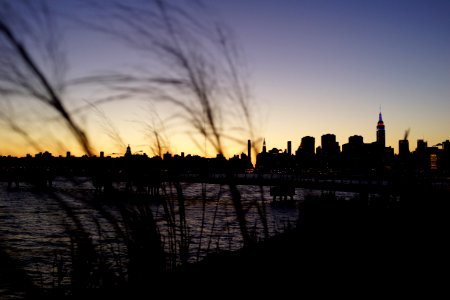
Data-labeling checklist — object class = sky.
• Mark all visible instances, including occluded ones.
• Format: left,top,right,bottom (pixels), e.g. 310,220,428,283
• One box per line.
1,0,450,158
211,0,450,154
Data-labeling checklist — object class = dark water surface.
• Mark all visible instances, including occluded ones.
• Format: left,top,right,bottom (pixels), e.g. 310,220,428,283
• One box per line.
0,177,360,297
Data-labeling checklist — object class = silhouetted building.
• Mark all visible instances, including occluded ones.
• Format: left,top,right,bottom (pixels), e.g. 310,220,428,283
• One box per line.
350,135,363,145
414,139,440,172
342,135,368,173
255,139,268,172
416,139,427,152
229,152,252,173
300,136,315,156
295,136,316,171
163,152,172,160
287,141,292,156
399,139,410,157
248,140,251,163
440,140,450,172
256,140,292,173
318,134,340,170
342,135,364,156
427,146,439,171
415,139,427,169
376,111,385,148
268,148,281,155
125,145,132,158
321,134,340,158
444,140,450,152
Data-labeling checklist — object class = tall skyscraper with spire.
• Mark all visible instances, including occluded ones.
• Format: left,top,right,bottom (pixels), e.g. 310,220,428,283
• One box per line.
376,111,385,148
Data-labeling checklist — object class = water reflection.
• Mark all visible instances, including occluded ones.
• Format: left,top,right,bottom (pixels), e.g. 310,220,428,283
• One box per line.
0,177,360,289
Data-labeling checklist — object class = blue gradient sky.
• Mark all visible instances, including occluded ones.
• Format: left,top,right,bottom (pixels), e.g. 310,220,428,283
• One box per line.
210,0,450,154
3,0,449,157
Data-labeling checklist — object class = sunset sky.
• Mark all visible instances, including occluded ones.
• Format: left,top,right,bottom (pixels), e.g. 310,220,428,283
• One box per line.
1,0,449,158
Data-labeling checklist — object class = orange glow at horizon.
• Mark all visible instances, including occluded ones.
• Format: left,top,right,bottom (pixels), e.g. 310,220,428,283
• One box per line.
1,1,449,159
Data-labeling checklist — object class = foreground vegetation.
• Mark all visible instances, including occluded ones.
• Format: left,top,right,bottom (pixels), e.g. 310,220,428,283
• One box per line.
1,177,446,299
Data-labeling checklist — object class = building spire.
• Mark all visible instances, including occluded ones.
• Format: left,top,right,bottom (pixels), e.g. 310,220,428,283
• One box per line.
262,138,267,153
376,109,385,148
125,144,132,157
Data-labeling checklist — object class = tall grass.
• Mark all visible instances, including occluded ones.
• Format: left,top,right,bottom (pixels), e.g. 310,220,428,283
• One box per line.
0,0,271,296
87,0,262,246
0,0,92,155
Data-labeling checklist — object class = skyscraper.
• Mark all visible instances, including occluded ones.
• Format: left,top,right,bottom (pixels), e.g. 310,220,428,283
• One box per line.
300,136,315,156
248,139,251,162
399,139,410,157
321,134,339,157
377,111,385,148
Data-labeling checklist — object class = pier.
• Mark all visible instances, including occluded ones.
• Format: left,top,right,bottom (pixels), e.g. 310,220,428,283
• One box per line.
178,173,450,194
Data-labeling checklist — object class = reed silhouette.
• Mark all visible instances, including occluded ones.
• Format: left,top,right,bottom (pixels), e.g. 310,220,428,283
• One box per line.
0,1,92,155
1,1,447,299
79,0,265,247
0,1,269,297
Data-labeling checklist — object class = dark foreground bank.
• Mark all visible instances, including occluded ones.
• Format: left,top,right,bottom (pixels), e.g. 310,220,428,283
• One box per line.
3,187,448,299
164,189,448,296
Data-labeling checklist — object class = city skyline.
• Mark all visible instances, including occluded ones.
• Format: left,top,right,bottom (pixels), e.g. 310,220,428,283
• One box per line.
4,110,448,161
1,0,449,158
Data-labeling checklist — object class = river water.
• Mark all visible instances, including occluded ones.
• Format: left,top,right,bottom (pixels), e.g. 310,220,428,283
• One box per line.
0,176,359,296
